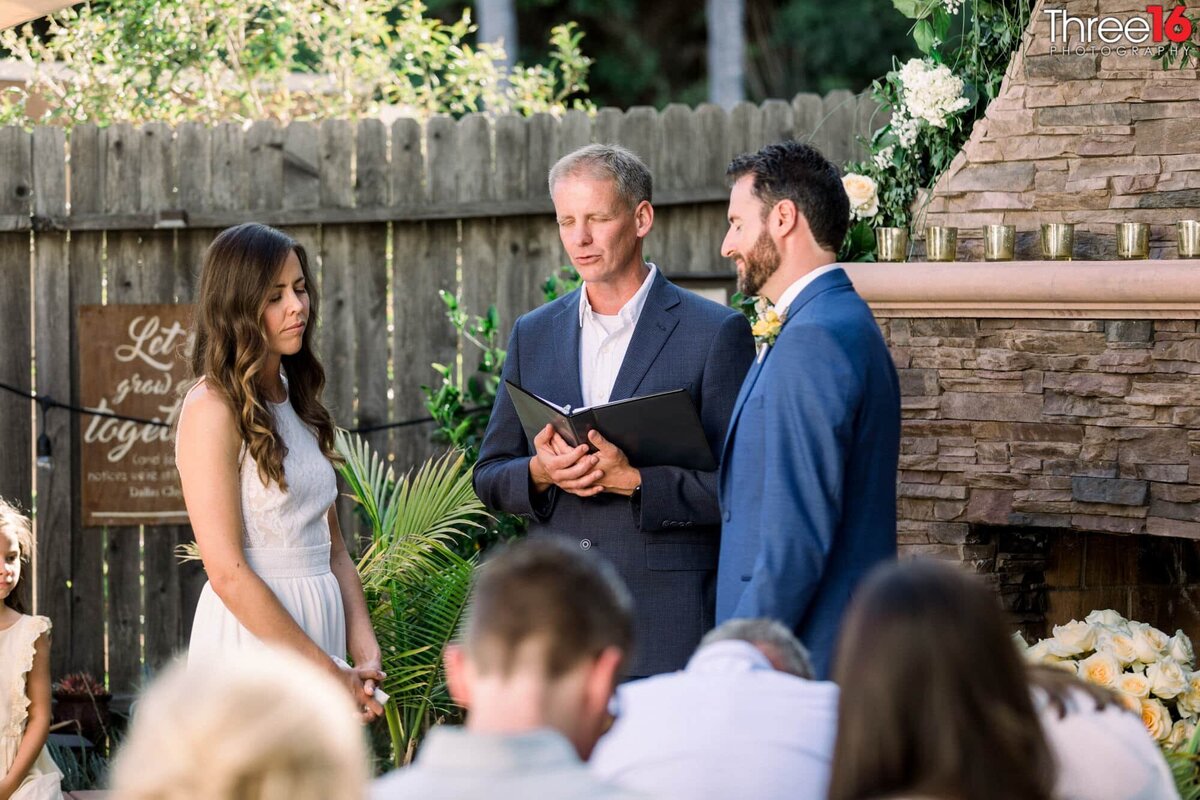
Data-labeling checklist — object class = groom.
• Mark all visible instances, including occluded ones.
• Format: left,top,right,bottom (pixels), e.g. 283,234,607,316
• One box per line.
715,141,900,678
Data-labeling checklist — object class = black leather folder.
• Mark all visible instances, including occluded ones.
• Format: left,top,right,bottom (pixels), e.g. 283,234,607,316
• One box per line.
504,380,718,471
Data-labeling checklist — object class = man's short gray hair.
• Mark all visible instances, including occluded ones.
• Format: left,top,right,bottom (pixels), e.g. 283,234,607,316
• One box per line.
700,618,814,679
548,143,653,210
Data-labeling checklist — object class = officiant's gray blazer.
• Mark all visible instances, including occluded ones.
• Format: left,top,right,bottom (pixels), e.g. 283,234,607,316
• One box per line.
473,270,754,677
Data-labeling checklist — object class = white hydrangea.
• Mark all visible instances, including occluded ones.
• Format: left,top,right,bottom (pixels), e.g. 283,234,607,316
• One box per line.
891,110,921,149
872,145,896,170
897,58,971,129
944,0,965,13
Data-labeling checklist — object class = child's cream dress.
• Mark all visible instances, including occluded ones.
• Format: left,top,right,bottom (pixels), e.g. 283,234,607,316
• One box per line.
1,614,63,800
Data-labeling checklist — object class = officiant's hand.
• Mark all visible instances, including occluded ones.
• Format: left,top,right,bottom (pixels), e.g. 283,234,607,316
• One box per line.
587,429,641,497
530,424,604,497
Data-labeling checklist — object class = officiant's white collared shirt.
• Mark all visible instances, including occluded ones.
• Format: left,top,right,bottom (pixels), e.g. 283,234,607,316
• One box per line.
774,263,843,318
590,640,840,800
578,263,657,409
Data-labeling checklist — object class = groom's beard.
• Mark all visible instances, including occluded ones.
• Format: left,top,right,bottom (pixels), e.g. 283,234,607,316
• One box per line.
735,228,782,297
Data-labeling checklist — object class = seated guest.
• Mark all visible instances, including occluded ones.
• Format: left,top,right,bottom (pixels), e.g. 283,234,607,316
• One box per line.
372,539,646,800
590,618,838,800
827,560,1056,800
1029,666,1179,800
111,647,369,800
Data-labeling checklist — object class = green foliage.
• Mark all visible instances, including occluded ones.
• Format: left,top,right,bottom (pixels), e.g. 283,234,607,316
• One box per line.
47,740,109,791
1167,724,1200,799
540,264,582,303
335,433,490,766
1152,6,1200,69
420,290,524,550
0,0,594,128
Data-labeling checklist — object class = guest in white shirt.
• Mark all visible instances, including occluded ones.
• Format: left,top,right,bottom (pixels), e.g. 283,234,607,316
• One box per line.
1029,665,1180,800
372,539,647,800
591,618,838,800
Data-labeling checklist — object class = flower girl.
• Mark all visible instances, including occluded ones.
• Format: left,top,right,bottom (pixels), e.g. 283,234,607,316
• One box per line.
0,499,62,800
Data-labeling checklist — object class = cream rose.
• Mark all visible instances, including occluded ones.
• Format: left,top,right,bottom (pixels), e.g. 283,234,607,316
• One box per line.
1167,719,1196,750
1141,697,1173,742
1078,651,1122,688
1130,622,1170,664
1051,620,1097,656
1170,630,1195,667
1177,673,1200,717
1026,638,1077,664
1086,609,1128,630
1148,658,1189,699
1095,627,1139,667
1116,690,1142,714
842,173,879,221
1117,670,1152,699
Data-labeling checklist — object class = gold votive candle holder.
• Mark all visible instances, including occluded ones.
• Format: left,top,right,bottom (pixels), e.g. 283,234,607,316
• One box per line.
1179,220,1200,258
1040,223,1075,261
875,227,909,262
925,226,958,262
983,224,1016,261
1115,222,1150,259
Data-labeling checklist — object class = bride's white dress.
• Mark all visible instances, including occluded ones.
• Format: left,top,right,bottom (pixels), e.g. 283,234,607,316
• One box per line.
183,379,346,664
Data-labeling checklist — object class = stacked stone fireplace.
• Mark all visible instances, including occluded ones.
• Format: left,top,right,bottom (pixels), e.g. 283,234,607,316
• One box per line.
876,315,1200,640
838,0,1200,640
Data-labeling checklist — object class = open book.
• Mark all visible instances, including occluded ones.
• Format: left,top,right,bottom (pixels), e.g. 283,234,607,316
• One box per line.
505,380,717,471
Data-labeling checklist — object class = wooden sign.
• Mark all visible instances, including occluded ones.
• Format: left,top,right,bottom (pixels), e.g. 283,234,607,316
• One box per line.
79,304,193,528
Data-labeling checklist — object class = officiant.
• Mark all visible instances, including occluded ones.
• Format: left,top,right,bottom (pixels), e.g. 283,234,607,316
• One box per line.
473,144,754,678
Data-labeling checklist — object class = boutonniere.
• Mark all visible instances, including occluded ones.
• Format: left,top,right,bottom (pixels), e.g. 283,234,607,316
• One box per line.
751,298,785,362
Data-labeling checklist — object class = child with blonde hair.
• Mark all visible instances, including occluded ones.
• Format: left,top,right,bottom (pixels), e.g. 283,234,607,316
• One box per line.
0,499,63,800
111,647,369,800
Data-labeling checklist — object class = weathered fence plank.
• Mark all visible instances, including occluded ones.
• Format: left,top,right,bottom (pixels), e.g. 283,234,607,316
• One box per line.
102,122,145,695
32,125,72,677
65,124,106,683
137,122,188,676
0,125,32,615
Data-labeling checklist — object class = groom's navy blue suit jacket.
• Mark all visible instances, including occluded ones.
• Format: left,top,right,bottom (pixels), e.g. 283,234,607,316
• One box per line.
716,267,900,678
474,270,755,676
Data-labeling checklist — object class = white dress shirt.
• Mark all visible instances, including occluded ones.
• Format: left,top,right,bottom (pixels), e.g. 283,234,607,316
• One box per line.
590,640,840,800
578,264,657,409
372,727,646,800
772,263,843,318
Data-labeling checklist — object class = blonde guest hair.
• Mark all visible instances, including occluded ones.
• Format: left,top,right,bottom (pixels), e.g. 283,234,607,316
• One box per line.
111,648,369,800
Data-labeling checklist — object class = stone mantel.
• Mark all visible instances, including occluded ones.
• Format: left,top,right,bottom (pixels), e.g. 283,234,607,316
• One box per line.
844,261,1200,319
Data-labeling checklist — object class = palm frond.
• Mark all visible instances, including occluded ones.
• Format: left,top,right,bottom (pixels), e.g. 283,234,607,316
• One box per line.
334,432,488,766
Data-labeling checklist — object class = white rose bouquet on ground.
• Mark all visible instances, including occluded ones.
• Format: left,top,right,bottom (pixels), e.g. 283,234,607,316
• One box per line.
1020,610,1199,752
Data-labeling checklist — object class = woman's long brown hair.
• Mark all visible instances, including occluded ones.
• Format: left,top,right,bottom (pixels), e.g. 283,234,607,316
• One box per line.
187,223,339,490
827,559,1056,800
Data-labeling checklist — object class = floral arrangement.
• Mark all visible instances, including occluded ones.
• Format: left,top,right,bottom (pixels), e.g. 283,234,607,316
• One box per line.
837,0,1033,262
1020,610,1198,749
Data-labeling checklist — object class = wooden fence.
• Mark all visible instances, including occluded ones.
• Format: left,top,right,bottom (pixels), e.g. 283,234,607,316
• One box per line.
0,90,877,694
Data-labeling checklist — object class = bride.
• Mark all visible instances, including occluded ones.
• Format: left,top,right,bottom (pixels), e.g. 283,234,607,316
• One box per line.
176,222,383,721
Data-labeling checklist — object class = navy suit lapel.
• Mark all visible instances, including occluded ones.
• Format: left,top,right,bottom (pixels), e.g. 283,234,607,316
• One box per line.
608,272,680,402
719,267,851,466
554,293,585,411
